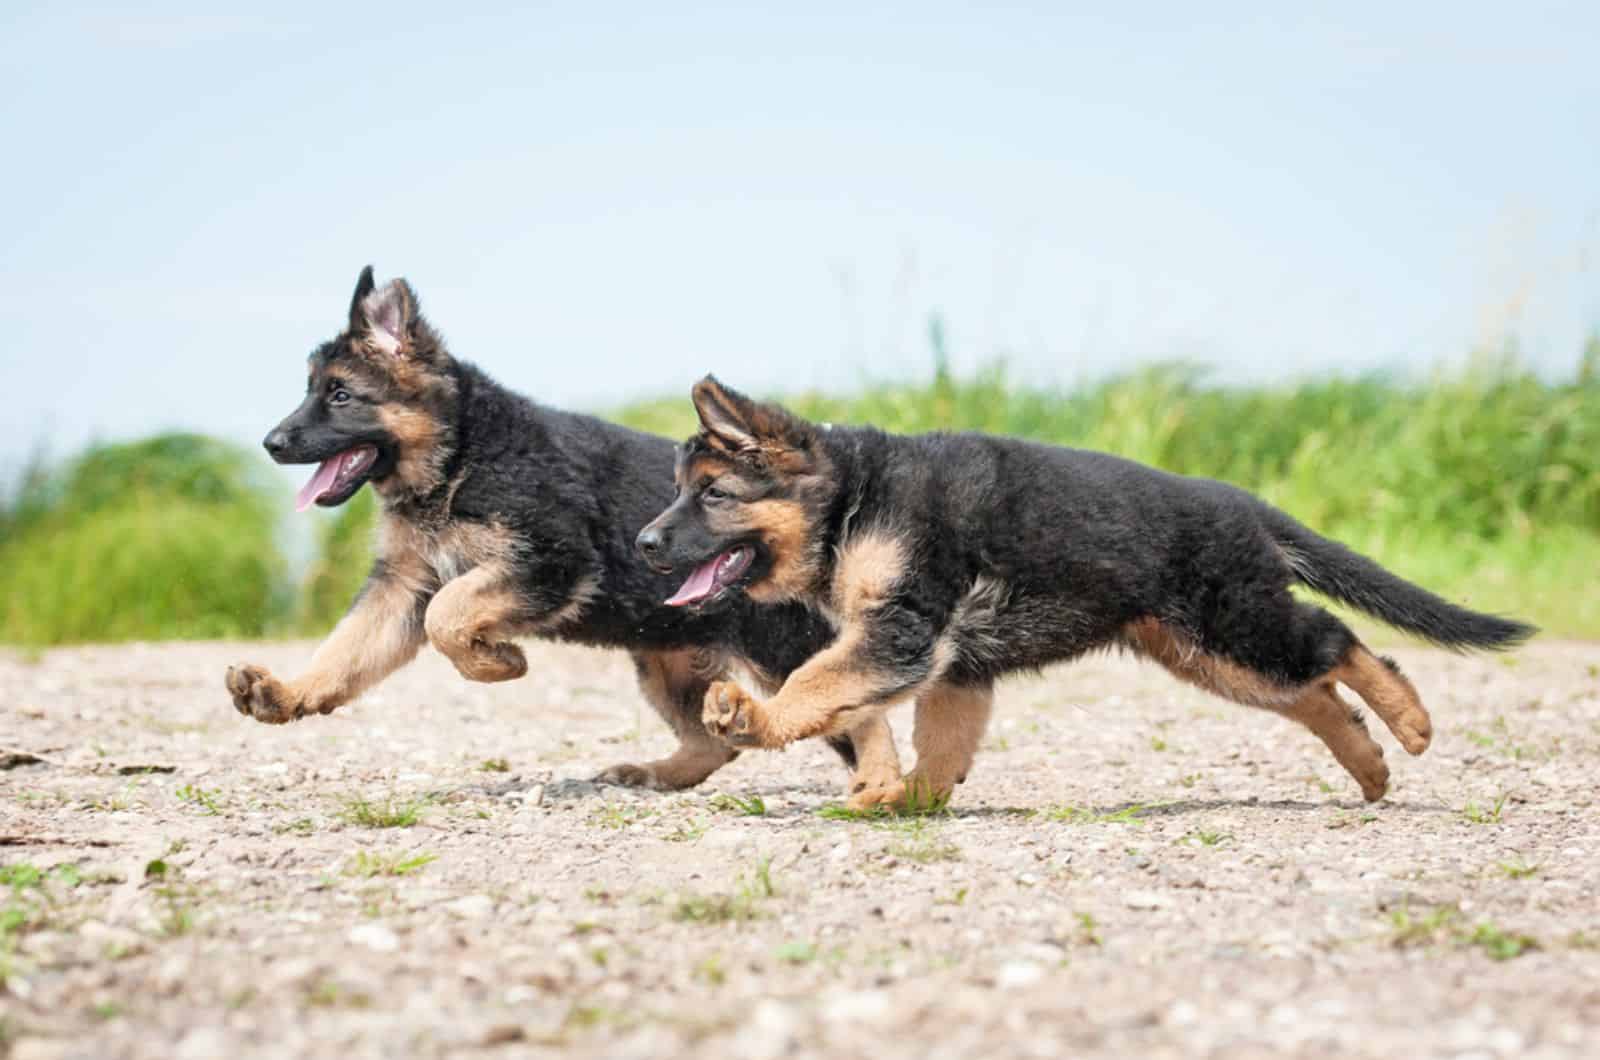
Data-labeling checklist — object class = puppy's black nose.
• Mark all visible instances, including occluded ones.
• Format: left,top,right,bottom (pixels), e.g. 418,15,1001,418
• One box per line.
636,526,665,561
262,429,290,459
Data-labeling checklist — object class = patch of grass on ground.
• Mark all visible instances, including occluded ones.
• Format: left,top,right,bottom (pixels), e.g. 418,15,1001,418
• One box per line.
1385,903,1540,961
708,793,767,816
341,795,426,829
1462,793,1510,825
345,850,437,878
1040,803,1160,825
883,818,962,863
672,859,777,924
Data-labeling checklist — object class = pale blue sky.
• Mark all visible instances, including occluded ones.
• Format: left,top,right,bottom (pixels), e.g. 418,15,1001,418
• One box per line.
3,2,1596,481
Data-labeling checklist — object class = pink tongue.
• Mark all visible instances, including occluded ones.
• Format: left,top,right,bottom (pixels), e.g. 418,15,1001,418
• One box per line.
295,458,342,512
665,558,722,607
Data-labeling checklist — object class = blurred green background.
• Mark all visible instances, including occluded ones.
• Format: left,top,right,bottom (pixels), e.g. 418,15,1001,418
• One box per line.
4,344,1598,647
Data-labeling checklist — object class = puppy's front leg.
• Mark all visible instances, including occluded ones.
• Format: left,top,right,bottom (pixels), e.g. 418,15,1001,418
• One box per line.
702,604,935,750
227,564,428,724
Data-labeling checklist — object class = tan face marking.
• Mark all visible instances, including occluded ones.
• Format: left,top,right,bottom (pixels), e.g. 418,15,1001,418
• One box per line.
376,404,448,498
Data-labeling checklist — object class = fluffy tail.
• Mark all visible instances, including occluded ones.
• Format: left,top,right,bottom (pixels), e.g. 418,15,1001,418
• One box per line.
1259,506,1536,650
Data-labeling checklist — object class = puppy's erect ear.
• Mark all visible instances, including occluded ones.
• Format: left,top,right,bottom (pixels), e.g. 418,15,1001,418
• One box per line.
352,276,420,356
691,375,815,467
347,265,377,332
692,375,763,453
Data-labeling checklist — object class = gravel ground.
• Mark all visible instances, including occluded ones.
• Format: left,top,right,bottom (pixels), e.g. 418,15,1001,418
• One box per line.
2,638,1598,1059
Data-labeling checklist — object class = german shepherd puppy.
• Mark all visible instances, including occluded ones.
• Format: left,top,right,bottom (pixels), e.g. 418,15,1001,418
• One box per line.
224,270,902,796
635,376,1535,808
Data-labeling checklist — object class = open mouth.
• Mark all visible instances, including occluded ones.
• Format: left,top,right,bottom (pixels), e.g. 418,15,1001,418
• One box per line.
664,545,755,607
294,446,380,511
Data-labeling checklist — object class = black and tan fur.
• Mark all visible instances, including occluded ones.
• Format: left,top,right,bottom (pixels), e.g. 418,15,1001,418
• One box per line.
225,270,901,798
636,376,1536,808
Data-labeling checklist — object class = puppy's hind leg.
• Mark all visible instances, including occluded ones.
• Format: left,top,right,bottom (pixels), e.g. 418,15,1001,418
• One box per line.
895,681,994,811
596,649,738,791
1331,646,1432,756
843,714,906,812
1125,614,1392,802
1277,680,1390,802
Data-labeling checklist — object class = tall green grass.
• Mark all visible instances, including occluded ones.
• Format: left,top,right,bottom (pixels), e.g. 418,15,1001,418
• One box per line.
0,435,293,646
4,356,1598,646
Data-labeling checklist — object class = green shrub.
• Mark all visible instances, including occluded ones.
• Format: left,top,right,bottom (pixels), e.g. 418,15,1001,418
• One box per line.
0,434,292,645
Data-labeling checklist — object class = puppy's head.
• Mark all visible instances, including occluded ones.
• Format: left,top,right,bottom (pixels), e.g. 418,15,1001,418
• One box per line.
264,266,457,509
636,376,831,608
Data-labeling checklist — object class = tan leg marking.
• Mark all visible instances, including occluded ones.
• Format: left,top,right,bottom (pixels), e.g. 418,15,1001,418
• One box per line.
424,565,528,682
1277,681,1390,802
1123,618,1300,708
226,574,426,724
1330,646,1432,755
597,649,738,791
898,682,994,807
1123,618,1391,801
844,714,905,812
703,529,915,748
702,639,898,750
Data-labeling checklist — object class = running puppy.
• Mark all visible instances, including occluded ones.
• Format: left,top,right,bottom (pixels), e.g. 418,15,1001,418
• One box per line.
225,271,901,797
635,376,1535,808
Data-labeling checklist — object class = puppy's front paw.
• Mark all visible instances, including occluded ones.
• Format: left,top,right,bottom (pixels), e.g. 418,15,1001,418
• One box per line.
702,681,767,748
225,665,304,725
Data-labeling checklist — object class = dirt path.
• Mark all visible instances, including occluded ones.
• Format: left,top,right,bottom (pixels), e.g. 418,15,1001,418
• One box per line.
2,639,1598,1059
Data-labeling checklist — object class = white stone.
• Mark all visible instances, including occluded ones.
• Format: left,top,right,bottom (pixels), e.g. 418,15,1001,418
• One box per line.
443,894,495,920
821,989,891,1024
175,1029,229,1060
348,923,399,953
996,960,1045,989
1166,1000,1199,1026
733,999,802,1060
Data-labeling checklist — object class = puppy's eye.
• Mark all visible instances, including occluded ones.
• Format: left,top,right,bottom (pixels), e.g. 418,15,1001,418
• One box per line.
329,388,351,405
703,485,731,502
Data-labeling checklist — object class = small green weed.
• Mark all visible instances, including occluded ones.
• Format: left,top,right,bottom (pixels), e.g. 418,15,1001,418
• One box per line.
1466,922,1539,961
709,792,767,816
342,795,425,829
1497,857,1540,880
1462,793,1509,825
884,818,962,863
774,941,817,964
345,850,437,878
589,802,655,830
175,785,222,815
1388,903,1459,948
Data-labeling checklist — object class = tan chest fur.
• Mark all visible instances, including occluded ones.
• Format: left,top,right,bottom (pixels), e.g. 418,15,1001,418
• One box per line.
378,515,518,592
